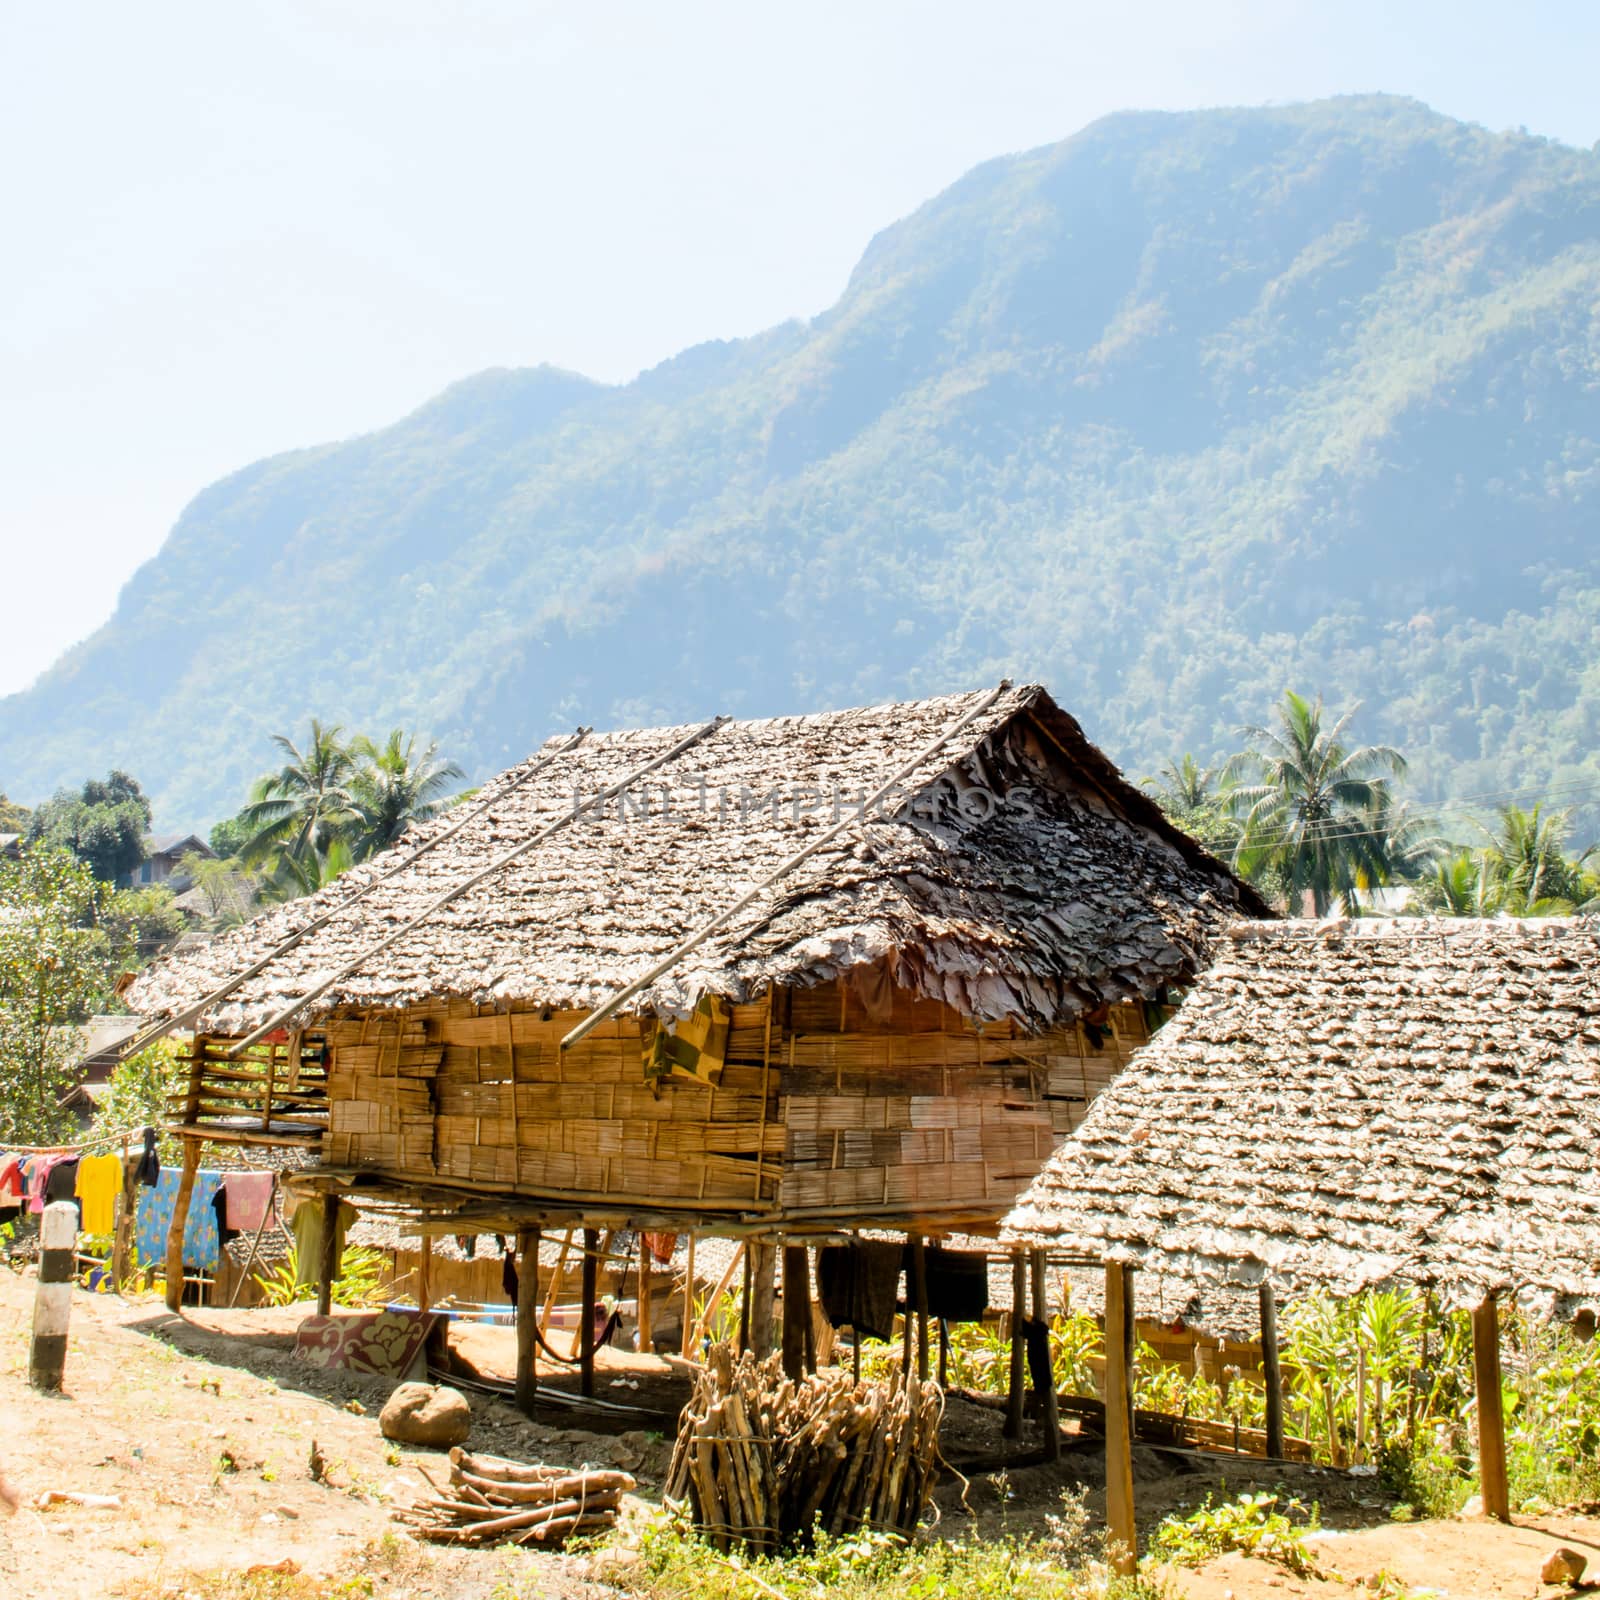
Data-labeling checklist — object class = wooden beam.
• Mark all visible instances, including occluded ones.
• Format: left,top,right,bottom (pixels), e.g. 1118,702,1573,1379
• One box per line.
316,1192,341,1318
1104,1262,1137,1576
782,1245,810,1381
1031,1248,1060,1460
111,1134,137,1295
1472,1292,1510,1522
539,1229,573,1336
515,1226,539,1417
1004,1252,1026,1440
1260,1281,1284,1459
579,1227,598,1398
909,1235,930,1383
737,1244,752,1353
164,1138,203,1313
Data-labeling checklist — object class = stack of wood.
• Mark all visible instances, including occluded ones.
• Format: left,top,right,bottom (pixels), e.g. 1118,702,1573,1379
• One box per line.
394,1446,634,1547
666,1343,941,1552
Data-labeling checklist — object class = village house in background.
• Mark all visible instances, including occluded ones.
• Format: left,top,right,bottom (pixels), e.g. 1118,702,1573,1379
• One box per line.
120,832,215,892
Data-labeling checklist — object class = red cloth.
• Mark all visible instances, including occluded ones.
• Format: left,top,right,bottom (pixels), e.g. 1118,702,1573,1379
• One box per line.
0,1157,20,1203
644,1231,678,1264
222,1171,275,1231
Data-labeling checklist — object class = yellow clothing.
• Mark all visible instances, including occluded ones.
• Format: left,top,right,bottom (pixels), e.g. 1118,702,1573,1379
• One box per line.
75,1152,124,1234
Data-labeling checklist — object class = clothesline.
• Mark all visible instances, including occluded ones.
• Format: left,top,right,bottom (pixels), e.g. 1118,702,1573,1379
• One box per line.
1,1121,155,1156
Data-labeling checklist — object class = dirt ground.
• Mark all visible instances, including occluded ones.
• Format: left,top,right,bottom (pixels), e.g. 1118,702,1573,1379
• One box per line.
6,1263,1600,1598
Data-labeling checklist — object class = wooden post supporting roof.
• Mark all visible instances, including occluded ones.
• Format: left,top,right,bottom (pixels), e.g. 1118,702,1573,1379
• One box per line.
164,1138,202,1313
749,1241,776,1356
1004,1253,1027,1439
782,1245,809,1381
1103,1262,1137,1576
515,1226,539,1417
1260,1281,1284,1459
1472,1292,1510,1522
1031,1248,1060,1460
638,1238,653,1354
417,1235,433,1316
909,1236,930,1384
316,1192,341,1318
580,1227,599,1398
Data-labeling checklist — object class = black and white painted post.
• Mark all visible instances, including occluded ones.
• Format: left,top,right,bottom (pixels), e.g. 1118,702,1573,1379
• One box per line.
30,1200,77,1392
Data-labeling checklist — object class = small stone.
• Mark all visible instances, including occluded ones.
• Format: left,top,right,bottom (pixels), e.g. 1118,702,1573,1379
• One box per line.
343,1399,365,1415
1458,1492,1484,1518
1542,1548,1587,1585
379,1382,471,1449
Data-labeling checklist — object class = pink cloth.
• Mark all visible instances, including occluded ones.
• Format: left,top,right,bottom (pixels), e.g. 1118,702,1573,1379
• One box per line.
222,1171,275,1232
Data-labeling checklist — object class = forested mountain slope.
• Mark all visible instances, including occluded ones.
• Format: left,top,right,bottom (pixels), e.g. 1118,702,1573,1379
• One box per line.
6,95,1599,830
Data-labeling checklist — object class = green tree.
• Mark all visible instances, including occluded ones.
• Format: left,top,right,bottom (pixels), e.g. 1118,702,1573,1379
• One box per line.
180,850,258,925
1142,753,1242,860
26,770,153,884
92,1038,187,1163
1417,848,1505,916
101,885,187,963
237,720,356,869
208,812,252,860
347,728,465,859
0,845,116,1144
0,793,30,832
1226,691,1407,917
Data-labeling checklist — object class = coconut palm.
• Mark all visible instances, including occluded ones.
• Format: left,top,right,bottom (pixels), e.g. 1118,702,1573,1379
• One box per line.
347,729,465,860
1142,754,1218,819
257,835,356,905
1419,849,1504,917
1480,804,1597,914
1225,691,1406,917
237,720,357,869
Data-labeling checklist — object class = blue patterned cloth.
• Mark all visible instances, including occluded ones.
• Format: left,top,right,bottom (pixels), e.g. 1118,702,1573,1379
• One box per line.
135,1167,223,1272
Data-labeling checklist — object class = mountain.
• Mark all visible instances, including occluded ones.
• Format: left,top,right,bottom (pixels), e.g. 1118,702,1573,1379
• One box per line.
6,95,1600,835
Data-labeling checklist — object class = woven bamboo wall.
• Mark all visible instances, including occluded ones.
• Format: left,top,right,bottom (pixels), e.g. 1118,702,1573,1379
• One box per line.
322,995,781,1209
778,980,1150,1221
314,980,1151,1226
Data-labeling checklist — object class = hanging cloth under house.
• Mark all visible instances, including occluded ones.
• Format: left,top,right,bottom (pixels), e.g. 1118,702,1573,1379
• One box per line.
135,1167,224,1272
641,993,731,1090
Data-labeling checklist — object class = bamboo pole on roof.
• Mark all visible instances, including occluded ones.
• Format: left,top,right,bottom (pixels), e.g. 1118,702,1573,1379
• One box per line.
561,681,1010,1052
230,716,728,1055
119,730,591,1061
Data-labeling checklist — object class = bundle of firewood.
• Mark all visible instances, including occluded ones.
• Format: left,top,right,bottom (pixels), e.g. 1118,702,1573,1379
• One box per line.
394,1447,635,1547
666,1343,941,1552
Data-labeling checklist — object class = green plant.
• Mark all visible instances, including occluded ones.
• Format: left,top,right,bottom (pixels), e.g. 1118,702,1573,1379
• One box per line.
1149,1492,1323,1578
254,1243,389,1309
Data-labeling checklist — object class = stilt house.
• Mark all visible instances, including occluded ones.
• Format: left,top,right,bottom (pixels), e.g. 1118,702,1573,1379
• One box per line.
129,684,1263,1318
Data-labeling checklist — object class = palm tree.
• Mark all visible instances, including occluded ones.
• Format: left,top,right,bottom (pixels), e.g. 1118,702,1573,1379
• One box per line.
1225,691,1406,917
257,836,356,905
1142,754,1218,819
237,720,357,870
1480,804,1596,914
1418,849,1504,917
347,729,465,860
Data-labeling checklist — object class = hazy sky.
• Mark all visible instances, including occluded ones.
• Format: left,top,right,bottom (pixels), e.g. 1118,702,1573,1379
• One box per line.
4,0,1597,699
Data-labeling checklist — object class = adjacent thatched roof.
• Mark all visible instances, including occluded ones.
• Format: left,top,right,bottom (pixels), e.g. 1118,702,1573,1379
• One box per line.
129,683,1264,1037
1003,918,1600,1331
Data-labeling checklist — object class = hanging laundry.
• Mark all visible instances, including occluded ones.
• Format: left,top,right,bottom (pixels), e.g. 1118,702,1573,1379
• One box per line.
0,1155,21,1207
921,1248,990,1324
643,1231,678,1264
292,1198,357,1288
74,1152,124,1234
135,1127,160,1187
816,1242,903,1342
641,993,731,1089
134,1168,225,1273
44,1156,82,1223
212,1187,237,1247
502,1250,519,1307
222,1171,275,1233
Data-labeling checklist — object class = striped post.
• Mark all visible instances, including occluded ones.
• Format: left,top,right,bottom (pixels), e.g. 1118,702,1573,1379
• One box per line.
31,1201,78,1391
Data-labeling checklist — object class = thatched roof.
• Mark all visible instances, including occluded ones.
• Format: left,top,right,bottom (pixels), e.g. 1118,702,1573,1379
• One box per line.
1003,918,1600,1330
128,683,1264,1037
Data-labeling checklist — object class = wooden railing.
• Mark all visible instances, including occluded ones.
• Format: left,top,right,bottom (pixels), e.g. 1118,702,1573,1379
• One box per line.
166,1030,331,1149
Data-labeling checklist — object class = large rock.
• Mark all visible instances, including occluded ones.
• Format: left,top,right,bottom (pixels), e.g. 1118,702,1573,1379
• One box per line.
1542,1548,1587,1586
379,1382,471,1448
